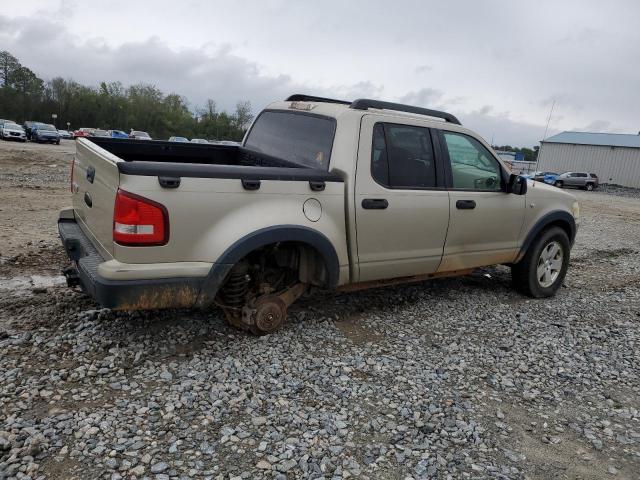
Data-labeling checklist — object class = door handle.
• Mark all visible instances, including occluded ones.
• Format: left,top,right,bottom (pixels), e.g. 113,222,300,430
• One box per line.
456,199,476,210
362,198,388,210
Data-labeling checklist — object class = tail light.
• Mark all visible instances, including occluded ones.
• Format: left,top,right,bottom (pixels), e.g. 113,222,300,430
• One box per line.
113,189,169,246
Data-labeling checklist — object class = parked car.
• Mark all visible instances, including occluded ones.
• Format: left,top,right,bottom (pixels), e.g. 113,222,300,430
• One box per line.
554,172,599,190
57,129,73,140
169,136,189,142
129,130,152,140
31,123,60,144
108,130,129,139
0,122,27,142
90,129,111,138
73,128,95,138
533,171,557,182
0,119,17,128
59,94,579,335
23,121,42,140
190,138,209,144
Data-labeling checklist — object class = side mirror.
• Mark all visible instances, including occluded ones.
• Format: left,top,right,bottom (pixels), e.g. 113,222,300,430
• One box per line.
507,174,528,195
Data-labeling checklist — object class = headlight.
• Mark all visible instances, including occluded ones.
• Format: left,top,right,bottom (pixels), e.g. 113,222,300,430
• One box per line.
571,201,580,220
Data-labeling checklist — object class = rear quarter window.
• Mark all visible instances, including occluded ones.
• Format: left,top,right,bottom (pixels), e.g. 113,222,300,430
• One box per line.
244,111,336,170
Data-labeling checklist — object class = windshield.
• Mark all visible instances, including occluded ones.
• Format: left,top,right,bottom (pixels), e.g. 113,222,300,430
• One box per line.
38,124,56,131
244,111,336,169
4,123,22,130
134,131,150,137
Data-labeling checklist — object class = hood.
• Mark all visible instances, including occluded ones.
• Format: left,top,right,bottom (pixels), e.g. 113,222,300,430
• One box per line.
527,178,576,202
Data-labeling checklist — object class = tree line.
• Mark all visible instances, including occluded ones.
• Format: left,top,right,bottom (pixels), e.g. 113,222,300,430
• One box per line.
0,51,253,141
492,144,539,163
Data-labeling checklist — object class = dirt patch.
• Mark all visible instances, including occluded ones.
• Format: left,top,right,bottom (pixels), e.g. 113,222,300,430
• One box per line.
335,313,385,345
0,140,74,258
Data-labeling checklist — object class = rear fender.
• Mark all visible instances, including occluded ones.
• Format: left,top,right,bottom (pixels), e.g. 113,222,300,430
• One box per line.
196,225,340,307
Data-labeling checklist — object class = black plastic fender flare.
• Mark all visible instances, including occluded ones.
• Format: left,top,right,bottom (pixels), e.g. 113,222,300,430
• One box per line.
196,225,341,307
515,210,577,263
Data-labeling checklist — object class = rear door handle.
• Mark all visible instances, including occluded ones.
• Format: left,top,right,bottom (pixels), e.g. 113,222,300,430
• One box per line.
456,200,476,210
362,198,388,210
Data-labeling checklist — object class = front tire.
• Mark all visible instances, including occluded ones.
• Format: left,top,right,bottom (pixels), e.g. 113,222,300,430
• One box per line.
554,180,563,188
512,227,570,298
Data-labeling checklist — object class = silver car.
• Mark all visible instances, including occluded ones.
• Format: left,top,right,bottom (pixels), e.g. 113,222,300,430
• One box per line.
554,172,599,191
0,122,27,142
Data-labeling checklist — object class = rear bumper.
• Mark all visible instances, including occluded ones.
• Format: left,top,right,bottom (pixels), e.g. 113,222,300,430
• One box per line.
58,217,205,310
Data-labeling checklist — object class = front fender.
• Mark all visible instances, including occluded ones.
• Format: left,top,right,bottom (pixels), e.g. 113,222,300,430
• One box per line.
515,210,576,263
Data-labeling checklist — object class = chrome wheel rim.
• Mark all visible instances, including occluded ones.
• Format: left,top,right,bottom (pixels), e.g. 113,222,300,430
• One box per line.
537,241,563,288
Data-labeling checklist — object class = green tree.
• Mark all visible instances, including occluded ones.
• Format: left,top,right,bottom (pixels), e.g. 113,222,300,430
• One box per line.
0,50,253,140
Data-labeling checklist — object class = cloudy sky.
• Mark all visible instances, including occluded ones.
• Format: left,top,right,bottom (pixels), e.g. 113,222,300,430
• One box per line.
2,0,639,146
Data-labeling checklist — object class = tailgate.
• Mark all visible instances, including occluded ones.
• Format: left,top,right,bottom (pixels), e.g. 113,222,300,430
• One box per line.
72,139,121,257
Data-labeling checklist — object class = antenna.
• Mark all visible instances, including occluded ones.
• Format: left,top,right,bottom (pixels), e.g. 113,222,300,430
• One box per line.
536,100,556,172
542,100,556,142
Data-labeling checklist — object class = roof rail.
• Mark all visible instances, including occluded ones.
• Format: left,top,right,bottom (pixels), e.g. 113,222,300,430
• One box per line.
350,99,461,125
286,94,351,105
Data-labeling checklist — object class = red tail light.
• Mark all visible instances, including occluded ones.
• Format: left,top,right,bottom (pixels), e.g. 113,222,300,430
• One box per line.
113,189,169,246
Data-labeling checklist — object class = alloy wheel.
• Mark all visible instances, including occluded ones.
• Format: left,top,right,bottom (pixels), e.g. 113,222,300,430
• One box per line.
537,241,563,288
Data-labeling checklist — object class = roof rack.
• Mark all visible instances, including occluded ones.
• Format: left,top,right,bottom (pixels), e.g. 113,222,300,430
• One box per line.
350,99,461,125
284,94,461,125
286,94,351,105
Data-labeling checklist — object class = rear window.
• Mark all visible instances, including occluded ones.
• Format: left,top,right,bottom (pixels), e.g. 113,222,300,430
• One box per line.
244,111,336,169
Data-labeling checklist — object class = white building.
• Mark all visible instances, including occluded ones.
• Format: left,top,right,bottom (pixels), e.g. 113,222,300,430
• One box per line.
537,131,640,188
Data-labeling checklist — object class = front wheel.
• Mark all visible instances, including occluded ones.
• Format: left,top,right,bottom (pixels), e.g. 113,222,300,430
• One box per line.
554,180,563,188
511,227,570,298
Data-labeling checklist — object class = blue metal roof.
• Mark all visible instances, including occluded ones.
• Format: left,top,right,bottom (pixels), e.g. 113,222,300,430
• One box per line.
543,131,640,149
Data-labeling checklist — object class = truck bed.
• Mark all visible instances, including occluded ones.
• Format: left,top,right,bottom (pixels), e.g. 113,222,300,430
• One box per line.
88,137,306,169
87,137,343,182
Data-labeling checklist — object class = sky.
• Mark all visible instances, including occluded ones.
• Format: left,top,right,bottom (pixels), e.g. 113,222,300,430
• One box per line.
1,0,639,146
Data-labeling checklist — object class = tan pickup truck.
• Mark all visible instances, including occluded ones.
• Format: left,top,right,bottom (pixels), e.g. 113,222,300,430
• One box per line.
59,95,579,334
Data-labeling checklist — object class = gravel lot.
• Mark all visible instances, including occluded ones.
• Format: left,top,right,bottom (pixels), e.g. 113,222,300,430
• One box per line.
1,140,639,479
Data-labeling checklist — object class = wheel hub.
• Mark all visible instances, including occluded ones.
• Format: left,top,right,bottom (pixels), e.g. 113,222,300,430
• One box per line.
252,295,287,334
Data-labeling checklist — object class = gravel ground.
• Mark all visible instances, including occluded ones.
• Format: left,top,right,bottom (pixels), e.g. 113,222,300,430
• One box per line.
598,184,640,199
1,140,640,479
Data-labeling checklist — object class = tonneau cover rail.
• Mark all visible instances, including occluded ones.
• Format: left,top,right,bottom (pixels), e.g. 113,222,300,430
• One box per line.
117,162,344,182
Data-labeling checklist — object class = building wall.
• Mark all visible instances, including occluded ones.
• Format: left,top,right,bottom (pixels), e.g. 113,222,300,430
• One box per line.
537,142,640,188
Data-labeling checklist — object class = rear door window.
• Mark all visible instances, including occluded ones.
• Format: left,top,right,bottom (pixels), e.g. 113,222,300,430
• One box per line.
371,123,436,188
